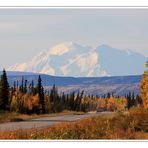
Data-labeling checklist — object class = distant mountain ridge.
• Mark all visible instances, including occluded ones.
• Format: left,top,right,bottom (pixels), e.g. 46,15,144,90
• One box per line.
4,71,141,96
8,42,147,77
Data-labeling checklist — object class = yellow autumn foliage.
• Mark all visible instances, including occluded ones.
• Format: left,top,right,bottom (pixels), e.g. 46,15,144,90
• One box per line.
96,96,127,112
140,70,148,108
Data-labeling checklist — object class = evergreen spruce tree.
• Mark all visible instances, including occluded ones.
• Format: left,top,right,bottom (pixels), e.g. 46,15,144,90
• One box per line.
31,80,35,95
131,92,135,106
50,84,58,102
127,92,132,109
107,93,111,98
69,92,75,110
136,95,143,106
24,79,27,94
50,84,60,112
0,69,9,111
73,90,84,111
16,80,19,90
37,75,45,114
41,86,45,113
19,76,24,93
37,75,42,112
13,81,16,92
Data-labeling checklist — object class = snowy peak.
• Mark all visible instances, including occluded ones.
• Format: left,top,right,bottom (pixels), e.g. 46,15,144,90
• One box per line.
8,42,147,77
47,41,91,56
48,42,74,56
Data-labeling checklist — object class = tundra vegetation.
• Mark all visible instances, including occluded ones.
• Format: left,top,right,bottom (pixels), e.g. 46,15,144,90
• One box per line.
0,61,148,139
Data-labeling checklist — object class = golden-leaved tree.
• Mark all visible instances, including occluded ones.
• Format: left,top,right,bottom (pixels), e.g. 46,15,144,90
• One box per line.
140,61,148,108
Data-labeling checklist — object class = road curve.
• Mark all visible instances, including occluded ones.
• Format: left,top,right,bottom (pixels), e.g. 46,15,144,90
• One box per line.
0,112,113,132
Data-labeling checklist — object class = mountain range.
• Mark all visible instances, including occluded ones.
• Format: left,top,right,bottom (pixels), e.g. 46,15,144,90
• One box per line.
3,71,141,96
7,42,147,77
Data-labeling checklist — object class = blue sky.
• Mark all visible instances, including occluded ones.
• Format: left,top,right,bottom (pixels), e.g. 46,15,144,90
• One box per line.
0,9,148,69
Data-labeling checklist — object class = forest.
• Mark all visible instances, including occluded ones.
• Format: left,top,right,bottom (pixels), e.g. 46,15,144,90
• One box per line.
0,69,144,114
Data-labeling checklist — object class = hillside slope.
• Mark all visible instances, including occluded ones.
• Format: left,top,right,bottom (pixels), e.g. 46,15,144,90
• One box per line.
5,71,141,96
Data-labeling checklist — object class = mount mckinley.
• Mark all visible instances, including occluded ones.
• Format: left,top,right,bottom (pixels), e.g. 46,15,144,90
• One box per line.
8,42,147,77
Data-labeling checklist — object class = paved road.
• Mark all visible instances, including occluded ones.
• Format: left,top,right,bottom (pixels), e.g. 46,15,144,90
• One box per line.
0,112,113,132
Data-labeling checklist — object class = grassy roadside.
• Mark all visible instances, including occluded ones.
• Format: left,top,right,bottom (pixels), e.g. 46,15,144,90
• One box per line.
0,110,85,123
0,109,148,139
0,112,117,139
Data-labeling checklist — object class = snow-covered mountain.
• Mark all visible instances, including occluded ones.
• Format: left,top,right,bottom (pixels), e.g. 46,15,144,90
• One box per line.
8,42,147,77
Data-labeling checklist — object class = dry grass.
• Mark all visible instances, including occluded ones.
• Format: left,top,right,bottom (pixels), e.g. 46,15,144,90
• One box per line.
0,110,84,123
0,108,148,139
0,117,113,139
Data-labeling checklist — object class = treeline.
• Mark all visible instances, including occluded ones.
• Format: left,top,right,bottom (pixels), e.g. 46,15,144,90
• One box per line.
0,69,143,114
125,92,142,110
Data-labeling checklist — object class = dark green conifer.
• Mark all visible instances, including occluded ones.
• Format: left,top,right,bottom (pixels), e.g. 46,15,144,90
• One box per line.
24,79,27,94
37,75,45,114
0,69,9,111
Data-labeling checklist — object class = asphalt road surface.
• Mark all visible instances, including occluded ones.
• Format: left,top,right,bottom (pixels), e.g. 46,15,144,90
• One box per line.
0,112,113,132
